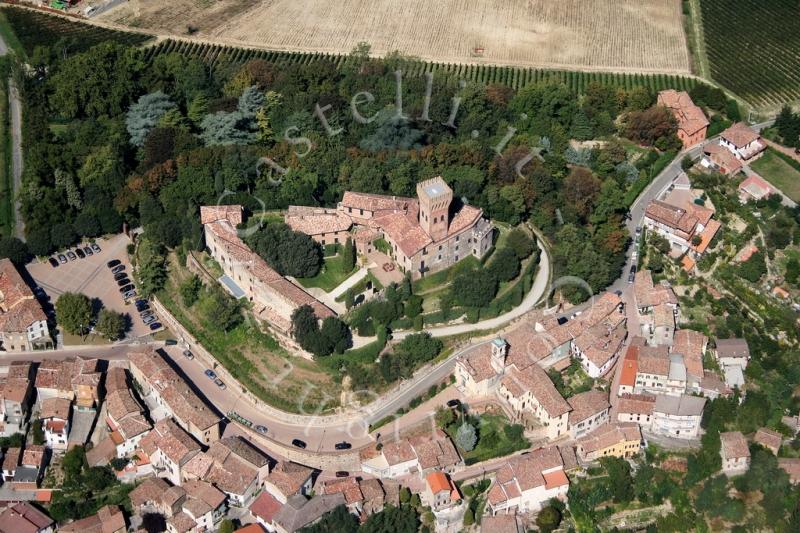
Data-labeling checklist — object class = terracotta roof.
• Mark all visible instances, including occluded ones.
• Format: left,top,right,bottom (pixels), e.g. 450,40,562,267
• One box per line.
479,514,522,533
577,422,641,454
456,345,496,383
380,439,417,466
22,445,45,467
715,338,750,359
0,502,54,533
426,471,450,494
85,436,116,467
568,390,610,425
274,493,346,532
489,447,566,506
704,143,743,174
692,218,721,254
59,505,126,533
130,477,171,508
182,479,226,511
721,431,750,459
266,461,313,498
619,345,639,389
339,192,416,214
200,205,243,226
128,350,219,431
721,122,760,148
658,90,708,136
372,210,432,257
0,362,32,403
104,367,129,393
284,206,352,236
167,511,196,533
754,427,782,453
249,491,282,524
138,418,200,466
408,429,461,470
37,397,69,421
645,200,697,235
447,205,483,237
0,259,47,334
34,358,100,394
617,393,656,416
634,270,678,308
572,321,626,369
738,174,776,200
779,458,800,483
322,476,364,504
672,329,707,379
637,349,670,376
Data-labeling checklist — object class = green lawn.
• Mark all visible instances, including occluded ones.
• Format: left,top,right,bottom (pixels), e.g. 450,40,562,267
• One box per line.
456,414,530,465
751,149,800,203
297,254,357,292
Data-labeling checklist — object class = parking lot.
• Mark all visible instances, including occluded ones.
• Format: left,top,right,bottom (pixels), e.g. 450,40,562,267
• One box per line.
27,234,155,339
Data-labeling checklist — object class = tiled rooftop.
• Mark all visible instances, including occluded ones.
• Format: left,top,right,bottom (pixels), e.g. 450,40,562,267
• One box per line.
720,431,750,459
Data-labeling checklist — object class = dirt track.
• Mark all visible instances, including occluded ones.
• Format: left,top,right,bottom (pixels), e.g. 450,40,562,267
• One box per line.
99,0,692,74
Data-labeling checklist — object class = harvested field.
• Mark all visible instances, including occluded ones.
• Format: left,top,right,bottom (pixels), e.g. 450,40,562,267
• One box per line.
100,0,691,74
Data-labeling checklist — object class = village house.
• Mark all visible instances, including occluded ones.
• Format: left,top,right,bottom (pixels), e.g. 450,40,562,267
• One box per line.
617,394,656,426
0,361,34,436
567,390,610,439
633,270,679,346
618,344,639,397
58,505,126,533
643,198,721,259
103,367,151,458
423,471,461,512
753,427,783,455
0,259,50,352
34,358,101,408
657,90,708,148
40,397,71,453
183,436,270,507
479,514,524,533
316,476,396,521
130,477,226,533
137,418,202,486
633,345,671,395
486,446,570,516
128,350,219,445
575,422,642,463
701,122,766,175
720,431,751,476
324,177,494,277
737,174,777,203
10,445,46,490
570,320,627,377
201,205,334,333
779,458,800,485
263,461,314,504
650,394,706,440
671,329,708,392
360,429,461,479
271,493,347,533
0,502,55,533
714,338,749,390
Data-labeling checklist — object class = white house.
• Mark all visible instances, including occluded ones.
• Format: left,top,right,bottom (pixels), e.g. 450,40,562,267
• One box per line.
487,447,569,515
720,431,751,476
138,418,201,486
567,390,610,439
40,397,70,453
650,394,706,439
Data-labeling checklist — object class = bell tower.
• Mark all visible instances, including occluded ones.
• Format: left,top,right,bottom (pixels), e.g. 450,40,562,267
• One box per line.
490,338,509,373
417,177,452,241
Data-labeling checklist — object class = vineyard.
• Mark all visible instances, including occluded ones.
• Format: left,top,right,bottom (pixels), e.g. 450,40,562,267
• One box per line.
699,0,800,109
102,0,691,74
0,6,152,55
146,39,702,95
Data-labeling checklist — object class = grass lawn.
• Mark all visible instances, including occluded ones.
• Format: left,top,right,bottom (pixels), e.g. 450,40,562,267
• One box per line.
456,413,530,465
751,149,800,203
61,331,112,346
297,254,357,292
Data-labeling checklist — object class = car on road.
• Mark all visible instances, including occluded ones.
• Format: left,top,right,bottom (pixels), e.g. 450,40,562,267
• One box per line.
628,265,637,283
66,251,77,261
446,399,461,408
214,378,226,389
107,259,121,268
334,441,352,450
83,246,93,256
635,226,642,235
75,248,85,259
58,254,67,264
182,350,194,360
91,243,101,253
335,471,349,478
112,265,125,274
48,257,59,268
149,322,162,331
291,439,307,449
119,284,134,293
204,369,217,380
255,425,268,435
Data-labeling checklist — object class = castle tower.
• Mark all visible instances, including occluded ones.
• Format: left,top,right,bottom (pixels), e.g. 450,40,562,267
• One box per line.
490,337,509,373
416,177,452,242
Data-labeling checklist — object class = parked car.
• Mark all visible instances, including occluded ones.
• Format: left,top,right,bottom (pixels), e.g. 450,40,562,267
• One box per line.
334,441,352,450
114,272,128,281
107,259,121,268
556,316,568,325
335,471,349,478
75,248,85,259
66,251,77,261
628,265,637,283
83,246,93,256
58,254,67,264
112,265,125,274
214,378,226,389
165,339,178,346
48,257,59,268
140,310,154,318
117,278,131,287
183,350,194,360
205,369,217,379
91,243,101,253
124,290,137,300
135,299,148,309
446,399,461,408
291,439,307,449
142,315,157,325
148,322,162,331
136,304,150,313
119,284,134,293
254,425,268,435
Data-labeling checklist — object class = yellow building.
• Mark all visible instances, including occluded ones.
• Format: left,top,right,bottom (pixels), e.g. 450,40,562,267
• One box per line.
575,423,642,463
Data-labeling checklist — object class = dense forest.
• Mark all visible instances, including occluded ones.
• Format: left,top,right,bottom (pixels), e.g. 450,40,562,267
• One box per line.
8,29,735,298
